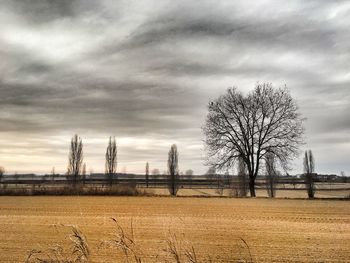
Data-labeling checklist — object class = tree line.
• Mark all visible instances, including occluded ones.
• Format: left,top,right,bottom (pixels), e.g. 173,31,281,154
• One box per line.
0,82,340,198
51,82,321,199
65,134,180,195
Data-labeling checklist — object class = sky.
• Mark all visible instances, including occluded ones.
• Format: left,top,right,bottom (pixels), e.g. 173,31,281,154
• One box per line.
0,0,349,175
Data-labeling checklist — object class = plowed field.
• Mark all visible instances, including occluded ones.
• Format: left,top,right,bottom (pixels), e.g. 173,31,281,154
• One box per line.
0,196,349,262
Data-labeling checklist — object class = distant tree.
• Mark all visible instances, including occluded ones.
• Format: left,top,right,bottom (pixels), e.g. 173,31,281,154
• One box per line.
145,162,150,187
122,166,127,174
151,168,160,179
224,171,230,186
82,163,86,184
205,167,216,182
303,150,315,198
185,169,194,180
14,172,19,181
185,169,194,176
340,171,346,181
265,152,277,198
215,173,224,195
168,144,179,196
203,84,305,197
237,157,248,197
216,173,223,189
0,166,4,182
51,167,56,182
340,171,347,183
105,136,117,185
215,171,229,196
67,134,83,187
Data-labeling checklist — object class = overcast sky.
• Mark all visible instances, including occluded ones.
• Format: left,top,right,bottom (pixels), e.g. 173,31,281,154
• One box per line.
0,0,349,175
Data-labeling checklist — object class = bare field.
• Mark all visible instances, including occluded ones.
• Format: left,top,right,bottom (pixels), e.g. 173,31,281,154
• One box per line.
0,196,349,262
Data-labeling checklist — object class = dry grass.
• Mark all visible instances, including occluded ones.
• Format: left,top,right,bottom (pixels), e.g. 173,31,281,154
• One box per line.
0,182,150,196
26,225,89,263
0,196,349,262
26,218,252,263
102,218,143,263
1,182,349,199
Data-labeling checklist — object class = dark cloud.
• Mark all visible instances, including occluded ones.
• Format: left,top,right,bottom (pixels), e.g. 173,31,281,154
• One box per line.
2,0,102,23
0,0,349,175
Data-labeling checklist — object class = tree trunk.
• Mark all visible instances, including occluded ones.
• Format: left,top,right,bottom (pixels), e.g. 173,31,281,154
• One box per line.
249,178,256,197
171,173,175,196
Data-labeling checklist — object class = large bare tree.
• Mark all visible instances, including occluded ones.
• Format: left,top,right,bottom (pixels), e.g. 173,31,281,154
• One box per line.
168,144,179,196
303,149,315,198
67,134,83,187
105,136,117,185
203,83,304,197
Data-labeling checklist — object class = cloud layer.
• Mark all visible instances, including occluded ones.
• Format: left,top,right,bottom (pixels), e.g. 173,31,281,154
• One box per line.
0,0,349,175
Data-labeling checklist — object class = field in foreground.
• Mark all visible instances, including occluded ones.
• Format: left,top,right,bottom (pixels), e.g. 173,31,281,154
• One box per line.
0,197,349,262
